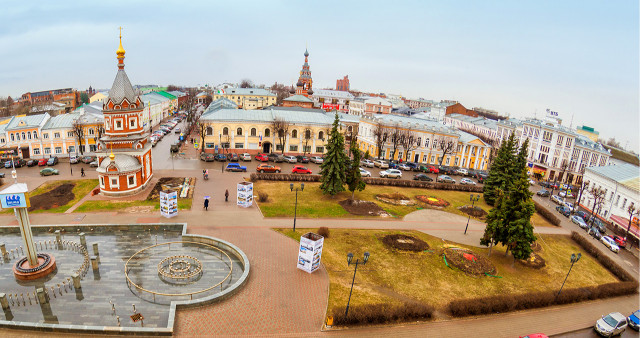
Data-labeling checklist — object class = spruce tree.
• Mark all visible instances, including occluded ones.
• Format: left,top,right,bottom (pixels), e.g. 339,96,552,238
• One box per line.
320,113,348,196
345,136,366,199
483,133,516,206
504,165,537,260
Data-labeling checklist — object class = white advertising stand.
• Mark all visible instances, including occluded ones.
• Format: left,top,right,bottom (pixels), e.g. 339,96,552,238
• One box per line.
237,182,253,208
160,190,178,218
297,232,324,273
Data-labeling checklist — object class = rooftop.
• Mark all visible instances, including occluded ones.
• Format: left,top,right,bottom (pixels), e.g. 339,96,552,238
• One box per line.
283,95,313,103
586,162,640,192
221,88,275,97
42,112,80,130
311,89,355,100
5,114,49,131
201,107,335,126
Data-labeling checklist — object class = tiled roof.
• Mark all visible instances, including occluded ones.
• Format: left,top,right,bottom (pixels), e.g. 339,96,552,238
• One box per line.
108,69,139,105
42,113,80,130
97,154,141,173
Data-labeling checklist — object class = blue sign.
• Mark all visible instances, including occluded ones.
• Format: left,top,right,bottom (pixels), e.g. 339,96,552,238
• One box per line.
0,193,28,208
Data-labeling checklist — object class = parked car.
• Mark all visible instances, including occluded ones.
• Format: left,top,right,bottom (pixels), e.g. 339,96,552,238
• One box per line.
551,195,564,205
380,169,402,179
256,164,281,173
439,166,457,175
460,178,476,185
81,156,96,164
571,215,589,229
214,154,227,162
405,162,419,171
556,205,571,217
588,226,602,240
563,202,574,212
37,158,47,166
26,159,38,167
575,210,590,219
600,236,620,253
627,310,639,331
268,153,284,163
587,217,607,234
296,155,310,163
437,175,456,184
528,179,536,185
89,160,99,167
359,168,371,177
456,168,469,176
594,312,628,337
4,160,13,168
361,159,374,168
387,161,399,169
310,156,324,164
240,153,252,161
227,153,239,162
475,173,488,183
398,163,411,171
292,165,312,174
200,153,215,162
40,168,59,176
373,159,388,169
255,153,269,162
69,155,79,164
413,173,433,182
174,128,181,134
47,157,59,166
612,235,627,248
283,155,297,163
426,165,439,174
559,191,575,198
226,162,247,172
537,189,550,197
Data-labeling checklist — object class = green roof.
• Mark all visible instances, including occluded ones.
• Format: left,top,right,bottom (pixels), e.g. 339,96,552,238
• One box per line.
156,91,177,100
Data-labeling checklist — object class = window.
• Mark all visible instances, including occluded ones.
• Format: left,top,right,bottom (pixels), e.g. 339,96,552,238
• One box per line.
250,128,257,136
130,118,136,128
319,131,324,140
110,178,119,189
33,148,40,155
265,128,270,137
316,146,324,153
68,132,74,138
566,138,572,147
542,131,552,142
206,127,213,135
416,137,421,145
303,145,311,153
235,143,244,149
88,128,94,135
223,127,229,135
55,147,62,154
305,130,311,139
462,158,466,166
100,177,105,188
89,145,96,152
16,133,20,141
615,195,620,206
115,120,122,129
422,155,428,162
10,134,14,141
128,175,136,188
432,140,438,149
425,138,429,147
289,145,298,151
455,158,459,166
44,147,51,154
446,157,450,165
276,144,283,151
430,156,435,164
33,131,37,139
622,198,627,209
236,127,243,136
21,132,26,140
292,130,298,138
557,135,564,146
68,146,75,153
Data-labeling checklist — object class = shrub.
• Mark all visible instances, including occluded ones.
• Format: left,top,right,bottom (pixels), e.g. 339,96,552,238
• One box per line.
534,201,560,226
331,302,434,326
257,192,269,203
571,231,638,283
317,227,330,238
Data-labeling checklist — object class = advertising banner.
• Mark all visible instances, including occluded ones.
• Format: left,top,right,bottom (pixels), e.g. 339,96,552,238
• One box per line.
160,190,178,218
0,193,29,209
322,103,340,111
297,232,324,273
237,182,253,208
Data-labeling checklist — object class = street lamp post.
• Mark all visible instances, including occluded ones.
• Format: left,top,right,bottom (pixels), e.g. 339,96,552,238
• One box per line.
345,252,370,319
464,194,481,235
556,253,581,301
290,183,304,232
219,133,224,173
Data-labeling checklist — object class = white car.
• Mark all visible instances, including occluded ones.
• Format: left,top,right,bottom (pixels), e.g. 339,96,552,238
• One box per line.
283,155,297,163
551,195,564,205
310,156,324,164
398,163,411,171
359,168,371,177
600,236,620,253
240,153,252,161
380,169,402,179
460,178,476,185
374,160,389,169
595,312,627,336
528,179,536,185
456,168,468,176
69,155,79,164
563,202,574,212
361,159,375,168
559,191,575,198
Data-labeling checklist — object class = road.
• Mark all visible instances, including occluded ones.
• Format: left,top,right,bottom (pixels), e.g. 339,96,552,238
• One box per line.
553,326,638,337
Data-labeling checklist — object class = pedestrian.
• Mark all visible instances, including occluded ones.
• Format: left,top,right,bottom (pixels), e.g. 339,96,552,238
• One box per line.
80,168,85,177
204,198,209,211
225,189,229,202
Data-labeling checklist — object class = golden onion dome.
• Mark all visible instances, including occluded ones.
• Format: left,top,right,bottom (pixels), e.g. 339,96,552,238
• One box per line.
116,28,125,57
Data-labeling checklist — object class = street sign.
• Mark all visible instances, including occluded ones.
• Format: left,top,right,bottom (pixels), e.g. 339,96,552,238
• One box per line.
194,143,199,149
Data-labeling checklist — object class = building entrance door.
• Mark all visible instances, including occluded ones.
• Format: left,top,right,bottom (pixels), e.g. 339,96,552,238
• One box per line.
20,147,30,159
414,154,419,163
262,142,271,153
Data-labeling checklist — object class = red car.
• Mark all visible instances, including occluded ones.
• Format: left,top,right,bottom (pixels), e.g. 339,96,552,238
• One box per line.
38,158,48,166
612,235,627,248
256,164,281,173
292,165,312,174
427,165,439,174
255,153,269,162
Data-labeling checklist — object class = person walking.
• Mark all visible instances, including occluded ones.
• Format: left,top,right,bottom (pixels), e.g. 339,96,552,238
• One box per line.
225,189,229,202
204,198,209,211
80,168,85,177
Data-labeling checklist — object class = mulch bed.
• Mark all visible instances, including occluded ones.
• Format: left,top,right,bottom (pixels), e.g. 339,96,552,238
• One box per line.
458,205,488,219
415,195,450,207
339,199,389,217
147,177,191,200
28,183,75,211
375,193,415,206
382,234,429,252
443,247,496,276
518,252,546,269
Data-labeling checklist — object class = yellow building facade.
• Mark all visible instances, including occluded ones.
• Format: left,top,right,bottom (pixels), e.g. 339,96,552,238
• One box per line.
212,88,276,110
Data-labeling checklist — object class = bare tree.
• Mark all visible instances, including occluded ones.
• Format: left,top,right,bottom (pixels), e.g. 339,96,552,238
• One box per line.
197,122,207,153
387,123,402,161
239,79,254,88
72,121,85,155
302,128,312,156
626,203,638,243
575,175,588,214
271,117,290,154
345,125,358,157
436,137,456,180
373,122,384,159
399,129,418,162
588,186,607,220
270,82,290,105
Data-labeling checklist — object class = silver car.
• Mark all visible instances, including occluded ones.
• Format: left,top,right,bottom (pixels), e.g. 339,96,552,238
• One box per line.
595,312,627,336
283,155,297,163
380,169,402,179
374,160,389,169
600,236,620,253
240,153,252,161
361,159,375,168
359,168,371,177
310,156,324,164
551,195,564,205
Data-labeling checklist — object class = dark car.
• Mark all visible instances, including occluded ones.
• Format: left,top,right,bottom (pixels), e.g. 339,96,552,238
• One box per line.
170,143,180,153
227,153,239,162
536,189,550,197
388,161,399,169
226,162,247,172
556,205,571,217
296,155,310,163
587,217,606,234
214,154,227,162
47,157,59,166
81,156,96,164
14,159,27,168
200,153,215,162
268,153,284,163
588,226,602,240
403,162,419,171
26,159,38,167
438,166,456,175
575,210,589,220
413,173,433,182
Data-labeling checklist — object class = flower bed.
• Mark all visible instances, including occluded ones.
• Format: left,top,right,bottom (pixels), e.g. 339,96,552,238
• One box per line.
375,193,415,206
415,195,450,207
382,234,429,252
443,247,496,276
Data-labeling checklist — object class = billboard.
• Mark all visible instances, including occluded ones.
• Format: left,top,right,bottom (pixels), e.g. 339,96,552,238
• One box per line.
0,193,29,209
297,232,324,273
322,103,340,111
237,182,253,208
160,190,178,218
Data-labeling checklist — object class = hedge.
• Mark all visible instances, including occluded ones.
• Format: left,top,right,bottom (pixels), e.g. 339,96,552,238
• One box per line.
534,201,561,226
249,173,483,192
331,302,434,326
447,233,639,317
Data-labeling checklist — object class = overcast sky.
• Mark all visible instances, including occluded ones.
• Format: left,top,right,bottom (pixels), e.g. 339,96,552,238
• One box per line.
1,1,638,151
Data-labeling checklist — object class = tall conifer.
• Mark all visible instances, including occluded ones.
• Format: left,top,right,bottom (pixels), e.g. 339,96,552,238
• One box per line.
483,133,516,205
320,113,348,196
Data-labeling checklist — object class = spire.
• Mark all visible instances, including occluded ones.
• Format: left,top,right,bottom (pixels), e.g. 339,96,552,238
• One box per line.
116,27,126,69
304,48,309,57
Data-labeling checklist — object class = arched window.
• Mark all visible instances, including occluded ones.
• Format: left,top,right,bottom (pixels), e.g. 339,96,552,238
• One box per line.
223,127,229,135
291,130,298,138
33,131,38,139
27,132,31,140
265,128,270,137
206,127,213,135
305,129,311,139
250,128,257,136
10,134,14,141
318,131,324,140
348,126,353,132
16,133,20,141
88,128,94,135
237,127,242,136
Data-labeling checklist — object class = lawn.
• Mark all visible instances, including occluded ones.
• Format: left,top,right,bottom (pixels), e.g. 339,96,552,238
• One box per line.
4,179,98,214
255,181,556,226
74,198,192,213
275,228,618,315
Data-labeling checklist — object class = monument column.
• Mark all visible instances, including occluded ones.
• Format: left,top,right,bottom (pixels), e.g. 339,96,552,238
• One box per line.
15,207,37,266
